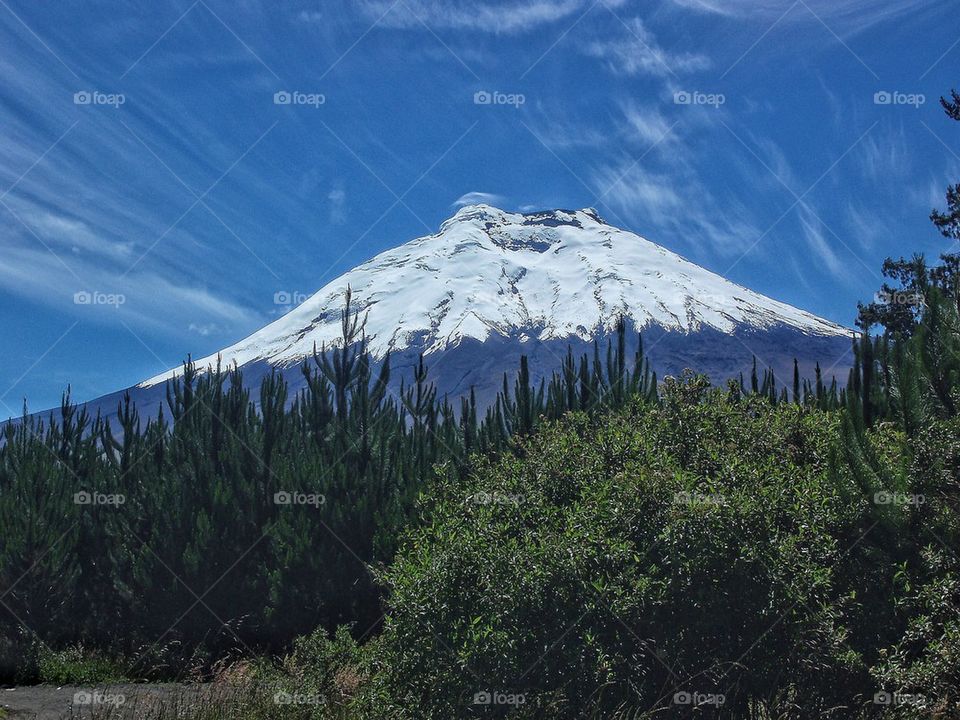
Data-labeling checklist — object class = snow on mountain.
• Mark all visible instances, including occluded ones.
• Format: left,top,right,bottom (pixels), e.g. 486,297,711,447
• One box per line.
142,204,849,389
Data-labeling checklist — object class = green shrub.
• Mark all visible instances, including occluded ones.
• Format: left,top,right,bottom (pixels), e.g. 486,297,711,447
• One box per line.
36,644,129,685
372,385,876,718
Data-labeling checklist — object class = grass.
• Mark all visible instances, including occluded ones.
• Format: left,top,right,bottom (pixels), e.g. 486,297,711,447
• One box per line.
68,682,329,720
37,645,130,686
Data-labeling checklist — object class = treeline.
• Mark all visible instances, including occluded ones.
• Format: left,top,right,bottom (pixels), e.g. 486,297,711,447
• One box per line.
0,292,663,679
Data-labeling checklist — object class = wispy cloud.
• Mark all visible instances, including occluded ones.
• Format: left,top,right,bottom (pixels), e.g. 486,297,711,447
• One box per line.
797,204,847,280
27,211,135,260
620,103,677,147
582,17,709,77
188,322,225,336
857,127,911,181
604,176,761,258
328,185,347,224
354,0,601,34
593,121,761,257
667,0,933,32
595,165,684,220
845,203,886,250
0,242,260,336
519,113,610,149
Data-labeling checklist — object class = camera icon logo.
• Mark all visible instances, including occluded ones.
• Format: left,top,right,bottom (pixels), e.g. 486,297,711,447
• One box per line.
673,91,692,105
74,491,92,505
874,91,892,105
73,691,93,705
473,691,492,705
274,91,292,105
74,290,92,305
73,91,91,105
274,290,291,304
673,691,692,704
274,491,292,505
474,90,492,105
873,691,892,705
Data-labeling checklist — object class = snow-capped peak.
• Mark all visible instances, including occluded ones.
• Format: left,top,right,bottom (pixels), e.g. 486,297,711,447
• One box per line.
141,205,850,388
446,204,604,229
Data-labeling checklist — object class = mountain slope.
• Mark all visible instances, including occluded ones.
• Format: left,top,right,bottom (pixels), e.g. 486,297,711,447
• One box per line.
141,204,850,395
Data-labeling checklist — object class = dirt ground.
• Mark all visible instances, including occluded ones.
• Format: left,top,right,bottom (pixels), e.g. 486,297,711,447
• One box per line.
1,684,208,720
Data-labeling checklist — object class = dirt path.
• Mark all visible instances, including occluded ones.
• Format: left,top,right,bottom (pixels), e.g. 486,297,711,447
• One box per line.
1,684,209,720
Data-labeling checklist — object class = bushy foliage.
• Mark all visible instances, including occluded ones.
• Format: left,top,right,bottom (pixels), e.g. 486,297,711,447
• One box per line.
371,384,871,718
35,644,129,686
357,360,959,719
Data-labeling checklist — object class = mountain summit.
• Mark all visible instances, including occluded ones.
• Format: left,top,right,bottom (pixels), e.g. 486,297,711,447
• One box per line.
142,204,850,395
36,203,853,424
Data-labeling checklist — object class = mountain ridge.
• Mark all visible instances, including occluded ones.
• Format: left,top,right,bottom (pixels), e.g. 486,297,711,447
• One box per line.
140,204,851,390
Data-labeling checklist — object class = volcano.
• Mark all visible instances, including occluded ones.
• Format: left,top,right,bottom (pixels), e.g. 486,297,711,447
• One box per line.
59,204,856,421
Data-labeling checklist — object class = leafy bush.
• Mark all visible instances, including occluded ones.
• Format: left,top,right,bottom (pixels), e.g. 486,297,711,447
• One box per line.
36,644,129,685
372,382,878,718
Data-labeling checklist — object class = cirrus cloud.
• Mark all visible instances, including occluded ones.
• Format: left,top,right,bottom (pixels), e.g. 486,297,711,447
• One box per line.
355,0,624,34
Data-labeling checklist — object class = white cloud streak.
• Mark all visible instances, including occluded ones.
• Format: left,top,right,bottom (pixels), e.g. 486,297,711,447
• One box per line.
355,0,611,34
582,17,710,77
667,0,935,34
0,243,259,336
797,204,848,281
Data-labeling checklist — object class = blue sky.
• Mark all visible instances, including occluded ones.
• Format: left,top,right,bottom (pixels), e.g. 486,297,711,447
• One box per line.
0,0,957,411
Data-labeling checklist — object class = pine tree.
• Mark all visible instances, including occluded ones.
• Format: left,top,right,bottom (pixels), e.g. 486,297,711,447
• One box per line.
793,359,801,405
